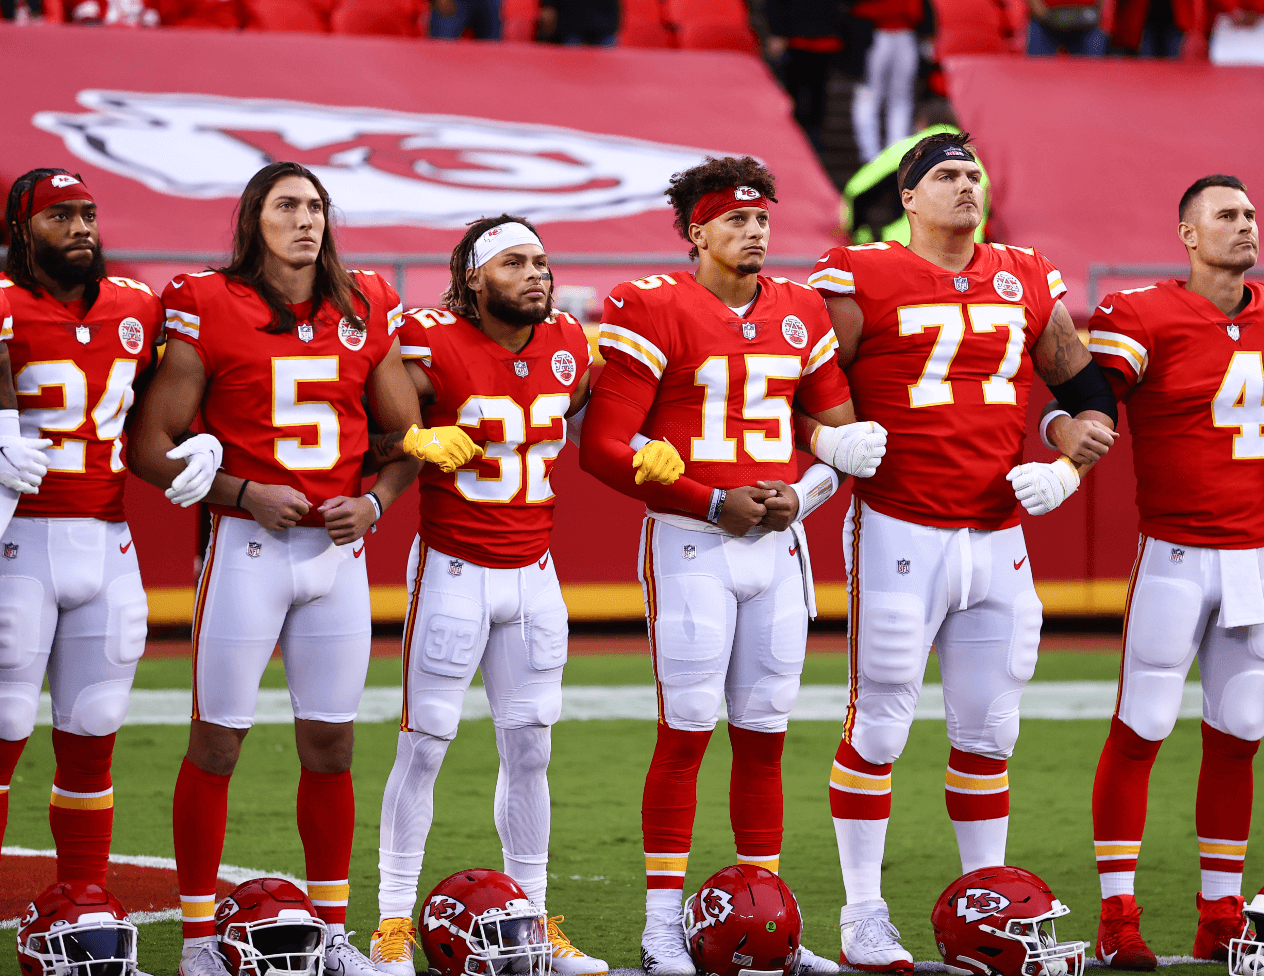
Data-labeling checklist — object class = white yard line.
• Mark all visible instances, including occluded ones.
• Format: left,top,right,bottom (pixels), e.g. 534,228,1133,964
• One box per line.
34,682,1206,727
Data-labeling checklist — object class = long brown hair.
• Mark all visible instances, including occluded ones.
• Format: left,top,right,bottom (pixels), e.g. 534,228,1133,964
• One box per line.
219,162,367,334
441,214,552,322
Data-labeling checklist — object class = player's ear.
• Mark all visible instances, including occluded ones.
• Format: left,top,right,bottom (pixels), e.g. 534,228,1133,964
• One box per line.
1178,220,1197,251
466,266,482,295
689,222,707,252
900,187,916,212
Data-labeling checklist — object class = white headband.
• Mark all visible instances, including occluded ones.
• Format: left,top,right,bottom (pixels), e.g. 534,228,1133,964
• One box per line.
467,222,544,269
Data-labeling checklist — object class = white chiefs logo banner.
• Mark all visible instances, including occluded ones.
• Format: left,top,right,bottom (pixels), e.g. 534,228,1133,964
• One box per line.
33,90,724,229
422,894,466,932
955,887,1011,924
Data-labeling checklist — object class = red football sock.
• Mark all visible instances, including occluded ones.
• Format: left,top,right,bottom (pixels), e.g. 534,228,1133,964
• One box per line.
174,757,231,939
643,723,711,891
49,730,114,884
728,725,784,872
1196,721,1258,897
829,738,892,821
298,767,354,926
1092,716,1162,879
944,748,1009,821
0,736,28,859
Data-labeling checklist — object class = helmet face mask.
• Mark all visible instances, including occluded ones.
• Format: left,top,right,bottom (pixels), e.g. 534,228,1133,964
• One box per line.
975,904,1084,976
420,870,552,976
1229,894,1264,976
17,884,139,977
215,878,327,977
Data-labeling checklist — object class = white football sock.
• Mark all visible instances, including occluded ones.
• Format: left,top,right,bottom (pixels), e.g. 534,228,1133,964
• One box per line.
183,937,216,950
378,730,450,920
646,888,684,920
952,816,1008,873
494,726,552,910
326,923,345,938
1099,871,1135,899
834,817,887,905
1202,870,1243,901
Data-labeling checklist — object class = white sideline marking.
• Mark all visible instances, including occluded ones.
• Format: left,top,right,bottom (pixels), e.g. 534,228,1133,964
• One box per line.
39,681,1202,727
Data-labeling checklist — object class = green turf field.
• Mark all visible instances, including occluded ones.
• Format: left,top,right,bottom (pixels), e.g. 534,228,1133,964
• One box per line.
0,640,1240,975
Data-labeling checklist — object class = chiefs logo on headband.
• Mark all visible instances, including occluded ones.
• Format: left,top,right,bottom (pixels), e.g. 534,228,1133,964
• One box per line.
690,185,771,228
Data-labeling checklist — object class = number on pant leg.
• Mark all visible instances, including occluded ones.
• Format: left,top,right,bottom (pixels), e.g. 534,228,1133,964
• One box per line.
421,614,481,678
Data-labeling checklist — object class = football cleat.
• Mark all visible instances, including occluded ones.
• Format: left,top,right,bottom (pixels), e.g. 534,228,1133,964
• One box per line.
1195,892,1248,962
178,941,232,976
793,945,842,975
641,909,697,975
1095,895,1157,971
546,915,609,975
840,900,913,975
370,917,418,976
326,930,388,976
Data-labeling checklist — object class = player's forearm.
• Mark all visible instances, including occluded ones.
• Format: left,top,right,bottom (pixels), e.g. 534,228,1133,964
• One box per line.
0,345,17,411
367,455,422,511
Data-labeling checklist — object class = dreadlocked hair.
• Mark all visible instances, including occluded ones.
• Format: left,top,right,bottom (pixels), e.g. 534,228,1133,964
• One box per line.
666,156,777,260
218,162,367,335
442,214,552,322
4,167,84,297
896,131,977,192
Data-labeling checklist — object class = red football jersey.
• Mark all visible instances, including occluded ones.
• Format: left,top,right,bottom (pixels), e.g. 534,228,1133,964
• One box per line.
399,307,591,567
592,272,849,517
1,275,162,521
163,270,402,526
0,286,11,342
1088,279,1264,548
810,242,1066,529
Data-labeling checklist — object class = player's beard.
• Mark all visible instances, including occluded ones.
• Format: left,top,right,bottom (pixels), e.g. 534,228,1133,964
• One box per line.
736,254,765,276
33,237,106,287
485,282,550,328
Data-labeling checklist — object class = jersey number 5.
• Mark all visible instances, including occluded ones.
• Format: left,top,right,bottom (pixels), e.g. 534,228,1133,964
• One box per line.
899,304,1026,408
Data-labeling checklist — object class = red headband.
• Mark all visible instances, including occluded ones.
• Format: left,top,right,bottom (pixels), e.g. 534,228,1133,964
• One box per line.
689,186,770,228
20,173,94,221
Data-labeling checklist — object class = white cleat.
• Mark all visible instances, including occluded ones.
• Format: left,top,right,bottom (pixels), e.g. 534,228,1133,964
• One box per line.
178,941,231,976
369,917,418,976
793,944,841,975
839,900,914,975
547,915,609,974
640,910,697,975
326,931,389,976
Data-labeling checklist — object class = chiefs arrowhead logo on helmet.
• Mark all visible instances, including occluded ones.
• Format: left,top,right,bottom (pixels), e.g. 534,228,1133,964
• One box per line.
956,887,1011,924
700,887,736,925
422,894,467,932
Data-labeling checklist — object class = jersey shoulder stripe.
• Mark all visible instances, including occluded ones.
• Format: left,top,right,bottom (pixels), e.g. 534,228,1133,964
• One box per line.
803,330,839,376
598,323,666,379
1088,329,1148,377
808,267,855,295
1,315,10,342
166,308,200,340
1046,268,1066,299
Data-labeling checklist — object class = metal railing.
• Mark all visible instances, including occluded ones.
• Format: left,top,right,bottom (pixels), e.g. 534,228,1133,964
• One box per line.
1087,263,1264,306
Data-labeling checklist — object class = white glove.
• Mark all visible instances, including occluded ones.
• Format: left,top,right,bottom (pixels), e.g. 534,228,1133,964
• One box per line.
0,410,51,494
1006,458,1080,516
812,420,888,479
165,433,224,507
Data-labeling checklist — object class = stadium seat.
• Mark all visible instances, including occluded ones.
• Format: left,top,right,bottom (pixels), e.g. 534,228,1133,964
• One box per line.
245,0,330,31
618,18,674,46
330,0,419,34
663,0,747,25
676,19,760,53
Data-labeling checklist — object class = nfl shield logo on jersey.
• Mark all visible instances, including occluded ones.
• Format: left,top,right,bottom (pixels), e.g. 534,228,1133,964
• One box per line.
297,323,314,343
75,324,91,345
953,276,969,293
3,542,17,560
118,317,144,354
247,541,261,559
896,558,911,575
993,271,1024,302
514,360,529,378
741,321,757,341
338,317,367,351
1229,324,1241,341
449,559,465,576
552,350,577,385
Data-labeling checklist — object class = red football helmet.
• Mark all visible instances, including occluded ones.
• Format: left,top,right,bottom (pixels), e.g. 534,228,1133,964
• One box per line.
1230,890,1264,976
16,881,139,976
931,866,1086,976
418,869,551,975
214,878,327,976
683,865,803,975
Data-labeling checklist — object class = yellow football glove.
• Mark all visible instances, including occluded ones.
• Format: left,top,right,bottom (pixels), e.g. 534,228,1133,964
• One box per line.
633,438,685,485
402,425,482,473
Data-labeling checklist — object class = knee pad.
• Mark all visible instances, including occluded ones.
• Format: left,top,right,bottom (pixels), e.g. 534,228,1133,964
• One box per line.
849,714,911,765
1127,576,1204,669
106,575,148,667
61,679,132,737
406,690,464,740
0,685,39,741
1007,591,1043,682
0,577,44,671
730,675,800,732
416,594,489,680
858,592,926,686
662,682,723,730
503,683,563,728
526,589,568,673
1216,669,1264,742
1118,672,1185,742
973,690,1022,758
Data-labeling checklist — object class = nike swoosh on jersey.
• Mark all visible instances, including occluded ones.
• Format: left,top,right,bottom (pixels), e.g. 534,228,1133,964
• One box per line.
170,280,184,288
1014,556,1027,569
353,544,365,558
611,296,625,308
1098,304,1113,314
119,540,133,554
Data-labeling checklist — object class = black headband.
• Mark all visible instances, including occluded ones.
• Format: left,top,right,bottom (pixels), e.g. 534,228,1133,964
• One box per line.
901,143,976,193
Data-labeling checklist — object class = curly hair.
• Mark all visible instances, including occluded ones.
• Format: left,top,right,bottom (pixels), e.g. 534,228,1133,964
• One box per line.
896,131,977,193
666,156,778,260
4,167,89,296
441,214,552,321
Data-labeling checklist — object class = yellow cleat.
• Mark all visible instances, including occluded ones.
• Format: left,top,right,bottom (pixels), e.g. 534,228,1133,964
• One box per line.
370,917,418,976
633,439,685,486
547,915,610,975
401,425,482,473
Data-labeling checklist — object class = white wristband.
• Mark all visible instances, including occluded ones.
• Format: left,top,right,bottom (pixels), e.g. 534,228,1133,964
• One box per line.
565,402,588,449
0,409,19,440
788,463,840,522
1040,409,1070,453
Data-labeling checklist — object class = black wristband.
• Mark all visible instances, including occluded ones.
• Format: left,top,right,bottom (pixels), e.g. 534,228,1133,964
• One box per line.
235,479,250,510
365,490,383,520
1049,360,1119,426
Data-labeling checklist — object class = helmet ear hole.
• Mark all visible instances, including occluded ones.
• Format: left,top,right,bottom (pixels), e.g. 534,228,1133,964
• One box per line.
439,943,454,958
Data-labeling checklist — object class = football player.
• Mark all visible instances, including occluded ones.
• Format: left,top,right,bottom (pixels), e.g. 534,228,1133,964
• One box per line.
370,215,677,975
580,155,882,975
1046,175,1263,969
0,169,190,890
128,161,424,977
806,131,1117,972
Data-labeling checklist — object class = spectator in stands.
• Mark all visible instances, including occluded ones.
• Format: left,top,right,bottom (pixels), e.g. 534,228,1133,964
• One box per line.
930,0,1025,55
850,0,923,163
1106,0,1195,55
538,0,618,45
765,0,844,152
1,0,42,19
1026,0,1107,53
67,0,158,23
430,0,500,39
